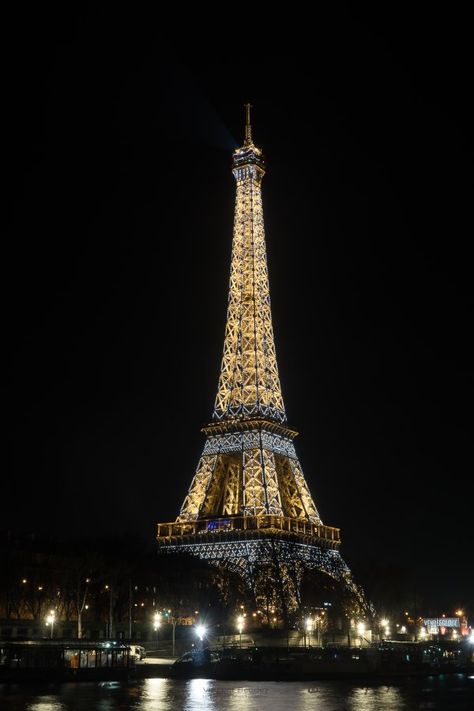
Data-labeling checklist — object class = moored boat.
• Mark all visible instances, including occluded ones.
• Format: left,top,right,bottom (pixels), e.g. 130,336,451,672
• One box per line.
0,640,133,682
170,641,473,680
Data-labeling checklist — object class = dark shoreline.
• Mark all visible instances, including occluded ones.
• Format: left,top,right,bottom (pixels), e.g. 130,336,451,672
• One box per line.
2,640,473,684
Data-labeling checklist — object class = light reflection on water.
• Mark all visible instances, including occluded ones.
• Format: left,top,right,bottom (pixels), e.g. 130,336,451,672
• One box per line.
27,698,66,711
141,677,472,711
0,676,472,711
346,686,404,711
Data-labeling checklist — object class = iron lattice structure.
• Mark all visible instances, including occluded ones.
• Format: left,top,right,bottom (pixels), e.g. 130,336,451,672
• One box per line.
157,107,366,614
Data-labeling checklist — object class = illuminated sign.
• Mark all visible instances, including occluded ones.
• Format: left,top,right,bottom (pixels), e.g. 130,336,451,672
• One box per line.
423,618,459,628
207,519,231,531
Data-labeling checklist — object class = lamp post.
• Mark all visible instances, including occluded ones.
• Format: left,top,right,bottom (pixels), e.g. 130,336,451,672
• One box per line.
316,616,321,647
46,610,56,639
153,611,161,634
104,584,113,639
357,622,365,647
380,618,389,641
455,609,464,639
236,615,244,648
195,624,207,649
128,579,133,640
305,617,313,648
170,616,178,657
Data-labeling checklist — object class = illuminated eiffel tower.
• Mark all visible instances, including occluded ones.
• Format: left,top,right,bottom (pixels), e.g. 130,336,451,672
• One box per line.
157,106,365,614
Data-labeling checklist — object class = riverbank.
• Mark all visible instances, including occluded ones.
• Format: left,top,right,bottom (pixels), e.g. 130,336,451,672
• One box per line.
2,640,472,683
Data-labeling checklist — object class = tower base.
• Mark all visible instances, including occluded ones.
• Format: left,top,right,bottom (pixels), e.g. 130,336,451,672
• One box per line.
157,519,368,618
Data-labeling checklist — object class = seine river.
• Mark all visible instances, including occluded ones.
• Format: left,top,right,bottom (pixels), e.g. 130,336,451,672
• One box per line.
1,676,474,711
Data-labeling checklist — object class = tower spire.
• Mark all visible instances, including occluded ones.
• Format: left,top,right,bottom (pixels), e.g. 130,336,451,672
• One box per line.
244,102,253,145
214,105,283,424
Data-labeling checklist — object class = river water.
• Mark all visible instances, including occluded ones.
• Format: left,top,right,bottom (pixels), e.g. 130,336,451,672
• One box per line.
1,676,474,710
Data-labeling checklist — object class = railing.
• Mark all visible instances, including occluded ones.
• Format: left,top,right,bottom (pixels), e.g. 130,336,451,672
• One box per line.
157,515,340,545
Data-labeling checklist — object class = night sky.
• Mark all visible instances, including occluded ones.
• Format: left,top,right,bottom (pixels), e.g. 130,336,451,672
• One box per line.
4,8,473,609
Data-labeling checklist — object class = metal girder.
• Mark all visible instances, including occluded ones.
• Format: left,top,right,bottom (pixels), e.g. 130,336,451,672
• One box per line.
159,537,362,611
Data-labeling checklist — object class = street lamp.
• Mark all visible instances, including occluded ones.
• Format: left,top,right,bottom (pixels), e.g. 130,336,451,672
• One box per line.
168,613,178,657
236,615,244,648
195,624,207,644
153,612,161,631
104,584,113,638
357,622,365,647
305,617,313,648
379,618,390,640
46,610,56,639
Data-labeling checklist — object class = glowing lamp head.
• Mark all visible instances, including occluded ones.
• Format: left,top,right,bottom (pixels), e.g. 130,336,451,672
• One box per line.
357,622,365,635
195,624,207,641
153,612,161,630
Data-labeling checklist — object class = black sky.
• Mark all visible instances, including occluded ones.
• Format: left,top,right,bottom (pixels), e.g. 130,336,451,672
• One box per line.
3,7,473,609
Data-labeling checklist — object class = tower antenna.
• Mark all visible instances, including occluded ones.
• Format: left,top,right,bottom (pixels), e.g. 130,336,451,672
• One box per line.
244,102,252,145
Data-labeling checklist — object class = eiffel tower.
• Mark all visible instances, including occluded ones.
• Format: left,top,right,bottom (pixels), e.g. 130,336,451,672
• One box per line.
157,106,365,615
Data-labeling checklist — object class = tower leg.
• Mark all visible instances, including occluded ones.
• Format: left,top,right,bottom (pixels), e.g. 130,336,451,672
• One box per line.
160,538,370,623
